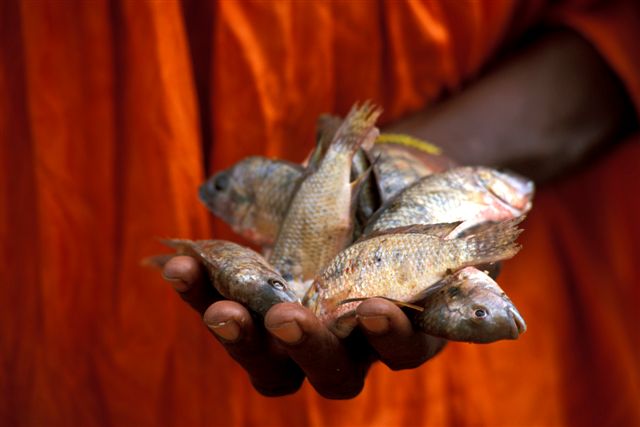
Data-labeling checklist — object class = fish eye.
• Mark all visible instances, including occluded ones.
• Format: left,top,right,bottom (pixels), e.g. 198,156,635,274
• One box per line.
268,278,286,291
474,308,488,318
214,173,230,191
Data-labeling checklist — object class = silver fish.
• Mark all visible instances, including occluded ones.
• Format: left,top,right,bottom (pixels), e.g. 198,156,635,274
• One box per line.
198,157,303,247
371,137,454,202
364,166,534,236
304,219,523,337
161,239,299,316
270,102,382,282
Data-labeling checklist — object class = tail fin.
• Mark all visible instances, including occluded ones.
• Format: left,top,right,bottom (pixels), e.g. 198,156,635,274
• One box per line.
459,217,524,265
332,101,382,154
158,238,209,262
140,254,174,269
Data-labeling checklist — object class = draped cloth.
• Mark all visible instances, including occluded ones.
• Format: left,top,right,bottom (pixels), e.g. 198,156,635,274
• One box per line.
1,1,638,426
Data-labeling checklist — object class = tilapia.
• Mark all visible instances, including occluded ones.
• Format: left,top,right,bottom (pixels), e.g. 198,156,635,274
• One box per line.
303,218,523,337
161,239,300,316
364,166,534,236
269,102,382,281
371,136,455,202
414,267,526,343
198,156,303,246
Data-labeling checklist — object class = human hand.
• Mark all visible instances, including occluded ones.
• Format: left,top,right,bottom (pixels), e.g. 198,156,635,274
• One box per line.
162,255,446,399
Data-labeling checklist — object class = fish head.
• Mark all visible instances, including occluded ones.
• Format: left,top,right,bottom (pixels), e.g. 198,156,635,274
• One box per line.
225,263,300,316
194,240,300,316
418,267,526,343
199,157,269,235
476,169,534,214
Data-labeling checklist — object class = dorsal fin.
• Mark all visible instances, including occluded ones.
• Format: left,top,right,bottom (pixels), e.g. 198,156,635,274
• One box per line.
357,221,464,243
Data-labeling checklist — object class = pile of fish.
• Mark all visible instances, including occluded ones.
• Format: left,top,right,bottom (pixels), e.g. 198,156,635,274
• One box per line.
161,102,533,344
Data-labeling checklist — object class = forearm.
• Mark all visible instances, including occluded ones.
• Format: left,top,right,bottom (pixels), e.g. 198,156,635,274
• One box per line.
386,30,635,182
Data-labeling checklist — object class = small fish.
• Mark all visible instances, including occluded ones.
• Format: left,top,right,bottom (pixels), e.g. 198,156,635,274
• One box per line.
198,156,303,247
371,139,454,202
414,267,526,343
270,102,382,282
303,219,523,337
333,267,526,342
161,239,300,316
364,166,534,236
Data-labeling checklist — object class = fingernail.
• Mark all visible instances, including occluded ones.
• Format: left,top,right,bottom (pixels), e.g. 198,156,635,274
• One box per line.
162,273,190,292
206,319,240,342
268,321,303,344
359,315,389,334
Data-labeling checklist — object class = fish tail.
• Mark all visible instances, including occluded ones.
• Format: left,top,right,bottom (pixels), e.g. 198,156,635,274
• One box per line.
459,218,524,265
332,101,382,154
142,238,199,269
160,238,194,251
158,238,208,262
140,254,174,269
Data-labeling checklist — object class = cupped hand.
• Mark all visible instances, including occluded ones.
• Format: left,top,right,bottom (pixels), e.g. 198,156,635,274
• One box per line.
162,255,446,399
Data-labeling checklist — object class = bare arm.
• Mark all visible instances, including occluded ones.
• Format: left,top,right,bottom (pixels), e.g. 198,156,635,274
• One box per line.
386,30,635,182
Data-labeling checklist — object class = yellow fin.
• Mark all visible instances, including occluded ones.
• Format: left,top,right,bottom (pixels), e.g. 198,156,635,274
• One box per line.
376,133,442,155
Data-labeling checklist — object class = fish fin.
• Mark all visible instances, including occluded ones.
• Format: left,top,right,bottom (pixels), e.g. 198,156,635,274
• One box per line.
331,101,382,154
140,254,174,269
159,238,195,251
358,221,464,242
351,150,383,225
338,297,425,312
375,133,442,155
454,221,501,238
158,238,210,262
350,157,376,198
329,310,359,338
460,217,525,265
385,299,425,312
142,238,200,269
407,279,451,304
308,114,342,170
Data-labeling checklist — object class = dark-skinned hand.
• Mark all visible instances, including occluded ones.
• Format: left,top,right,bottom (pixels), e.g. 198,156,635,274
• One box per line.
162,255,446,399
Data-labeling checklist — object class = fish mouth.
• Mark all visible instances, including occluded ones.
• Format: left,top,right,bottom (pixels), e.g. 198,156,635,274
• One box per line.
489,170,535,212
508,307,527,338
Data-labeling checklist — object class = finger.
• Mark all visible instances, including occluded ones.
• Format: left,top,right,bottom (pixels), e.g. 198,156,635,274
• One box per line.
265,303,368,399
163,255,217,315
356,298,446,371
203,301,305,397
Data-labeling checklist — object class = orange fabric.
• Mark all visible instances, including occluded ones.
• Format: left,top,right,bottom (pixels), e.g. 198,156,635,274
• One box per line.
1,1,639,426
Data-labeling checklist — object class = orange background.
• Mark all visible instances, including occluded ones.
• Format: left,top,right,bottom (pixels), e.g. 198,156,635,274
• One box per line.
1,1,639,426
